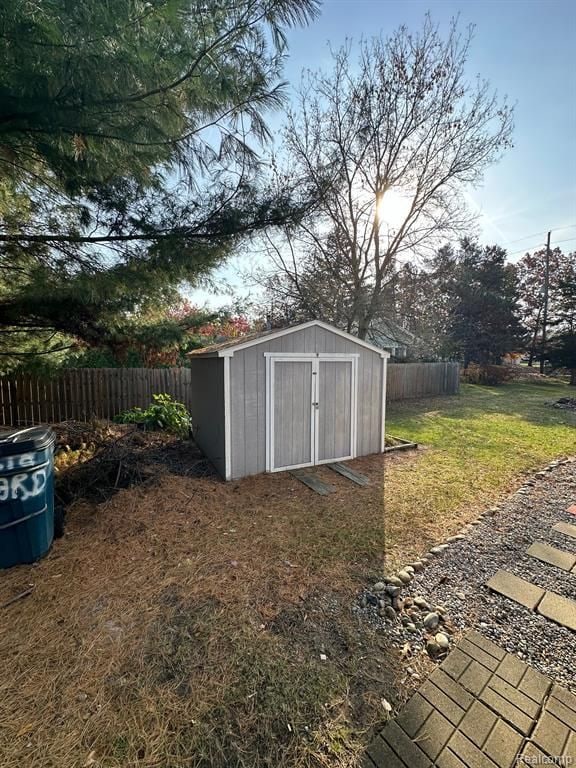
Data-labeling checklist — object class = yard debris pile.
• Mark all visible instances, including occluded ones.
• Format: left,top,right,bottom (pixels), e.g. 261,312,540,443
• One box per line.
548,396,576,411
53,420,215,506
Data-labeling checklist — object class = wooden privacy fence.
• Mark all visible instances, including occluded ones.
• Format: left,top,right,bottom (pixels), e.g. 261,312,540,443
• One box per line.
386,362,460,401
0,362,459,426
0,368,193,426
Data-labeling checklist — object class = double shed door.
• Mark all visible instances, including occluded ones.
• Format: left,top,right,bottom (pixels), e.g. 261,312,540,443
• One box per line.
267,354,358,472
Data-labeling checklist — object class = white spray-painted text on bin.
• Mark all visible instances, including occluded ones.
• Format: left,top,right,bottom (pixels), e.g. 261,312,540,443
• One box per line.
0,453,37,472
0,468,47,501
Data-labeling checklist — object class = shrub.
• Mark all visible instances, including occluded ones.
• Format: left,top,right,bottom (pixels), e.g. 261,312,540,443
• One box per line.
461,363,516,386
115,394,192,437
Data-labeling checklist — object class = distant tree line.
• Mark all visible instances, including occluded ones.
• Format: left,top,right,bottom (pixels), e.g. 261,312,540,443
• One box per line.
392,242,576,381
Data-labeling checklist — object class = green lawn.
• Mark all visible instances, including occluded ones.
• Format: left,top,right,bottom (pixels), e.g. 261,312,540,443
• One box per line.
383,381,576,568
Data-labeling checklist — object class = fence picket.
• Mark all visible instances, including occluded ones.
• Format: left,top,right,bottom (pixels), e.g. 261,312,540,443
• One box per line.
386,362,460,402
0,363,460,426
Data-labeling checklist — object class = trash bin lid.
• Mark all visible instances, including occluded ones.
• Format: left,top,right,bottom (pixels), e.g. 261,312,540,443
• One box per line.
0,427,55,456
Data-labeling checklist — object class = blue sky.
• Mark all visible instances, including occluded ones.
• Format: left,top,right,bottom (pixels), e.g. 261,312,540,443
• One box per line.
193,0,576,308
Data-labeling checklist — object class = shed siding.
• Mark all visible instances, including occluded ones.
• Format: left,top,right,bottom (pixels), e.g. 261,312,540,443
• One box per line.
229,326,383,479
188,357,226,477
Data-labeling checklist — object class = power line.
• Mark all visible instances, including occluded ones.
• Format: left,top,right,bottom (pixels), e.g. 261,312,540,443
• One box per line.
503,229,551,247
553,236,576,247
507,235,576,258
502,224,576,248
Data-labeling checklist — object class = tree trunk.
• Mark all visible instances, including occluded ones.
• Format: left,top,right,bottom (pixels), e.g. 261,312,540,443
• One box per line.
356,307,373,340
570,368,576,386
528,307,543,367
357,322,369,340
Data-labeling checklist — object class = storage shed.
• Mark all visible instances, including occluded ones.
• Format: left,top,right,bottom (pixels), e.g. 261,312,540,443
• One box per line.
188,320,389,480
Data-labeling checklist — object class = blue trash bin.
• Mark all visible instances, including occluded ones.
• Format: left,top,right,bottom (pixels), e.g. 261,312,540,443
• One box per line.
0,427,56,569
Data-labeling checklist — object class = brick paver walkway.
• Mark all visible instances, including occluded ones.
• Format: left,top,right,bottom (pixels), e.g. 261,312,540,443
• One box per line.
364,631,576,768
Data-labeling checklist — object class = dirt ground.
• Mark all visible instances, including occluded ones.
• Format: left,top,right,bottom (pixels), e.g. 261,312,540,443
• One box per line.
1,428,435,768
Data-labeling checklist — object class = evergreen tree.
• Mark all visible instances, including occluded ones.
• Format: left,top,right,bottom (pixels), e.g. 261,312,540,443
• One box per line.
547,257,576,384
548,334,576,386
516,247,568,366
0,0,318,367
445,240,525,366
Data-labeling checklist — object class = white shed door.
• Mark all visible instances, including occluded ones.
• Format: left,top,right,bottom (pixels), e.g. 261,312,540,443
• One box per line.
271,359,314,471
267,355,357,472
316,359,354,463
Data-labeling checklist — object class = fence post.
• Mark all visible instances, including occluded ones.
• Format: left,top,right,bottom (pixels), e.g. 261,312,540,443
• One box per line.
8,378,18,426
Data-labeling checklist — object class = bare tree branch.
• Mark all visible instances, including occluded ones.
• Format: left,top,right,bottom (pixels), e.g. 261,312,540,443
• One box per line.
262,16,513,336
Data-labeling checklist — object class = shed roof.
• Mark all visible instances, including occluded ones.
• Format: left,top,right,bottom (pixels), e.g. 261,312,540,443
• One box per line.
188,320,390,358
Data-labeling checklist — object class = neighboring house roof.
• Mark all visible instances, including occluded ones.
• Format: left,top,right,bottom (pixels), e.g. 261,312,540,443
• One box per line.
367,318,419,350
188,319,390,358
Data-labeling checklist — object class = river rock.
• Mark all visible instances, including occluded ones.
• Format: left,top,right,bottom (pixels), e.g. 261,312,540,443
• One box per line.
423,612,440,631
366,593,378,607
435,632,450,650
384,606,397,622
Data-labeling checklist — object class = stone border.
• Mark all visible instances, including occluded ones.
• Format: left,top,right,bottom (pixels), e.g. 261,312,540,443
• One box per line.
366,457,576,660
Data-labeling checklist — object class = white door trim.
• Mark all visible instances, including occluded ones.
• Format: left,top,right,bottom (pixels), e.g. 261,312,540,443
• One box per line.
380,355,388,453
264,351,360,358
265,353,358,473
223,355,232,480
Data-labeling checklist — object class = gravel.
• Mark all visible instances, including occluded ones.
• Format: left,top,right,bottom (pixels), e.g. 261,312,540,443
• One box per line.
356,458,576,692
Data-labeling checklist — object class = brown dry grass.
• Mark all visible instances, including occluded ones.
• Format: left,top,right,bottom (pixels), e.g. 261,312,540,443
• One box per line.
0,449,415,768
